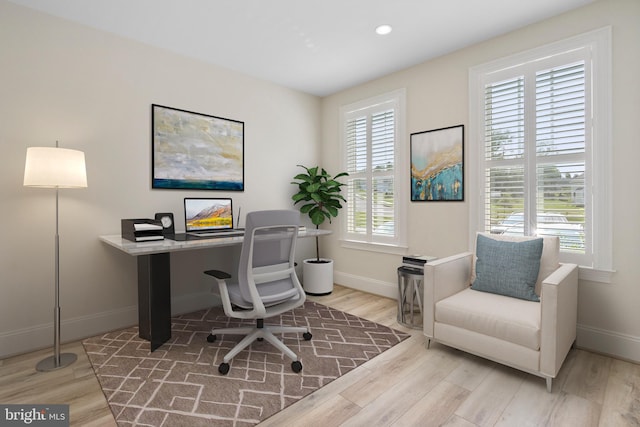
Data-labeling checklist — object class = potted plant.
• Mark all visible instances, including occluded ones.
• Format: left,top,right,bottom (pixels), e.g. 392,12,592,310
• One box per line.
292,165,348,295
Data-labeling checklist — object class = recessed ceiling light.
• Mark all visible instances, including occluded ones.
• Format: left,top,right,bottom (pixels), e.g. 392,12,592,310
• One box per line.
375,24,392,35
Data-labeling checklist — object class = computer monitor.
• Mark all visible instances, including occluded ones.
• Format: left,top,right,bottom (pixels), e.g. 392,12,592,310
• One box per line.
184,197,233,232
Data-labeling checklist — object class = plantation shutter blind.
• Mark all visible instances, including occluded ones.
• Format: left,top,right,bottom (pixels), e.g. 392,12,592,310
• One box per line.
535,63,586,252
345,108,396,239
484,76,526,234
483,61,587,253
345,115,367,234
371,109,395,236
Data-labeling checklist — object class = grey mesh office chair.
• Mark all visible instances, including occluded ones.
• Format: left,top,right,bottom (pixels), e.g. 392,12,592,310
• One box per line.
204,210,312,375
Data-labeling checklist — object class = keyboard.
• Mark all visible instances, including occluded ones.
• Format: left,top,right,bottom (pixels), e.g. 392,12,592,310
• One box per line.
189,230,244,238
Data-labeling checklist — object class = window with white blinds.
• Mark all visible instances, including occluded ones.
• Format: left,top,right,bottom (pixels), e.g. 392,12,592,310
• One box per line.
470,28,612,273
341,90,406,248
484,62,587,254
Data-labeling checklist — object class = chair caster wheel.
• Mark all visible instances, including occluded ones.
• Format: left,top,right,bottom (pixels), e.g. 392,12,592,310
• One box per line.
291,360,302,373
303,332,312,341
218,363,230,375
207,334,216,343
257,337,264,341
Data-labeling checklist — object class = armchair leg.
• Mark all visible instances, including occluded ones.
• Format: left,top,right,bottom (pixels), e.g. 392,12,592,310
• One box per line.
546,377,552,393
426,338,431,349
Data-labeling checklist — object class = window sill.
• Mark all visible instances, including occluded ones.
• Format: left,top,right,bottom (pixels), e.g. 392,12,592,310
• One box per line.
578,266,615,284
340,239,408,255
339,241,613,282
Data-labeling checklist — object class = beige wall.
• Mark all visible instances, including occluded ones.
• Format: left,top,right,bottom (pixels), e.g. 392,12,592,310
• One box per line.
0,1,321,357
322,0,640,362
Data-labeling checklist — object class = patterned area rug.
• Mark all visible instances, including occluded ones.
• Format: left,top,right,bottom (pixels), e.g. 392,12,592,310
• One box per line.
83,301,409,426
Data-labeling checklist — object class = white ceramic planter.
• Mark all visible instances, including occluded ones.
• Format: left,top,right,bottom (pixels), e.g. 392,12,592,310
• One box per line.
302,258,334,295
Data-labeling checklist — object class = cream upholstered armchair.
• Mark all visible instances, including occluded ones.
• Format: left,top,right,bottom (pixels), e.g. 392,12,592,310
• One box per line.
423,233,578,392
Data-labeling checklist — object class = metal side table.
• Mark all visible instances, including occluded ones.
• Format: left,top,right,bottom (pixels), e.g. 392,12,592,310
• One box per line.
397,266,424,329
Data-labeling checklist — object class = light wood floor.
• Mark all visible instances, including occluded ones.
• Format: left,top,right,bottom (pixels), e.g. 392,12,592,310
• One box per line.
1,285,638,426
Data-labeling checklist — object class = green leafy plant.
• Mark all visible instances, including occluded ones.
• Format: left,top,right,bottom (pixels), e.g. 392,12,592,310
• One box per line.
292,165,348,262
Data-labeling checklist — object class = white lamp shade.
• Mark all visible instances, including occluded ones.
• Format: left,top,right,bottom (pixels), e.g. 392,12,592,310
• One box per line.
24,147,88,188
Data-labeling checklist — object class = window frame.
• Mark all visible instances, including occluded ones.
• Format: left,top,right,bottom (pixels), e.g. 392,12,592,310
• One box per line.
339,89,407,253
468,27,613,282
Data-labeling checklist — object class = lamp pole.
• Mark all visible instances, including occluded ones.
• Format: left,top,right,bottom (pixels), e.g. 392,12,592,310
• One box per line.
25,141,84,372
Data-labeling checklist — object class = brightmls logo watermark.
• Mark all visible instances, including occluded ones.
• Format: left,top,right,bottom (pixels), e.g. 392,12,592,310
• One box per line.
0,405,69,426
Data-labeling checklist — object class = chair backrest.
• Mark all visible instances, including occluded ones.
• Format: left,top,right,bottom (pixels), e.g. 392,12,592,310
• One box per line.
237,210,302,305
471,232,560,296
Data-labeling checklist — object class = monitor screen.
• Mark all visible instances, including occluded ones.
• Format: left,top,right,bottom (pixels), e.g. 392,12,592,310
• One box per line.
184,198,233,232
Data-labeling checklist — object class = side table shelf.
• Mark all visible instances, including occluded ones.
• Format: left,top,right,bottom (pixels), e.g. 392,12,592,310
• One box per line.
397,266,425,329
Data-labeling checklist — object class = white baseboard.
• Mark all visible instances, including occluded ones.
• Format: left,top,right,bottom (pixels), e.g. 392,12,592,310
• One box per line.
0,306,138,359
335,269,640,364
334,270,398,299
577,323,640,363
6,280,637,365
0,292,221,359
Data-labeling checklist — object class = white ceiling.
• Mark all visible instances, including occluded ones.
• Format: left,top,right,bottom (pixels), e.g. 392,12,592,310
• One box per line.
10,0,595,96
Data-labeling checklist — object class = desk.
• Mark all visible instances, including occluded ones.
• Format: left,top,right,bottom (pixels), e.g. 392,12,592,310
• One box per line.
100,229,330,351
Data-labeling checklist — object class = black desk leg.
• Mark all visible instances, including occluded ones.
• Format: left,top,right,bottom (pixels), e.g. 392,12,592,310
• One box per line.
137,253,171,351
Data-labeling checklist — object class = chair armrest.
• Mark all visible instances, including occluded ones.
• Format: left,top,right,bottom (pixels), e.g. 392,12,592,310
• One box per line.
203,269,237,318
540,262,578,377
423,252,473,339
204,270,232,280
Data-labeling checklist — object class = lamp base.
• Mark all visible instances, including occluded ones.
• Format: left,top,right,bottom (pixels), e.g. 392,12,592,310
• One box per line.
36,352,77,372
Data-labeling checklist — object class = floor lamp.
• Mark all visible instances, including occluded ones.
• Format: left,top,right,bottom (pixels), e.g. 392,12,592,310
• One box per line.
24,142,88,372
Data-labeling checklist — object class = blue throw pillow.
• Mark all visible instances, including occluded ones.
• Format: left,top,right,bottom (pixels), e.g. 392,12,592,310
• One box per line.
471,234,543,302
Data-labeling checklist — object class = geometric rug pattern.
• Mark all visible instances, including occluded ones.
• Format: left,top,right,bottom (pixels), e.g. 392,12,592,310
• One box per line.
83,301,409,426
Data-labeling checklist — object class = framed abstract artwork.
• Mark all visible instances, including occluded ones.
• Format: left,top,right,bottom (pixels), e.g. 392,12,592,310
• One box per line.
152,104,244,191
410,124,464,201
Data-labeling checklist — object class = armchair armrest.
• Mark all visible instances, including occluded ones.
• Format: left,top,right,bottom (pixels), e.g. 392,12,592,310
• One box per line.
540,262,578,377
423,252,473,339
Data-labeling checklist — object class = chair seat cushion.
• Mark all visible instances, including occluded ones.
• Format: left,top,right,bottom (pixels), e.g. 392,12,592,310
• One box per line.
435,288,541,350
227,279,300,309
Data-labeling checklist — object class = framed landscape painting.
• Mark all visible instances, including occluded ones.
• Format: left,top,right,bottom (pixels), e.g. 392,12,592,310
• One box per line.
410,124,464,201
152,104,244,191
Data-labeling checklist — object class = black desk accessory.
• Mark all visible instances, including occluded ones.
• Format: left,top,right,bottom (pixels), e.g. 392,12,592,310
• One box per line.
121,218,164,242
155,212,175,236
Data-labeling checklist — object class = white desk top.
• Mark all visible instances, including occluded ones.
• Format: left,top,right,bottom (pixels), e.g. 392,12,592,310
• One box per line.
100,229,331,256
